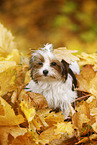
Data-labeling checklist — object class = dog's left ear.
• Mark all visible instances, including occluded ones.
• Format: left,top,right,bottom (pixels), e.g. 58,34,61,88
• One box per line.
61,59,69,80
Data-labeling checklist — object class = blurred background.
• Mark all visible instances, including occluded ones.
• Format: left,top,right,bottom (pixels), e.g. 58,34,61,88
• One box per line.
0,0,97,54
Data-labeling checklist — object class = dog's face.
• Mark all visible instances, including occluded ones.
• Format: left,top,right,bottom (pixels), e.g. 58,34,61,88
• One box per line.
29,49,69,82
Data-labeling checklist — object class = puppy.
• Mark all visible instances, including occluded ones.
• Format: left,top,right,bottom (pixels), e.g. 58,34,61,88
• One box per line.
25,44,80,118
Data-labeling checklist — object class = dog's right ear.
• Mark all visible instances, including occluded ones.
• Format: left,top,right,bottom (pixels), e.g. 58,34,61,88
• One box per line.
61,59,69,80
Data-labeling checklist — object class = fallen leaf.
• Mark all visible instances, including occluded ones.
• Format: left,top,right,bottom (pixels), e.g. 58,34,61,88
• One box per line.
0,67,16,95
0,61,16,73
45,111,64,126
10,133,36,145
23,92,48,110
15,65,28,87
54,122,74,136
76,65,96,92
5,49,21,64
54,47,79,63
73,113,90,131
72,102,91,135
92,122,97,133
24,70,31,85
0,23,16,57
39,126,58,144
89,73,97,96
0,96,25,126
75,136,89,145
0,127,27,145
75,134,97,145
20,101,36,122
78,52,97,70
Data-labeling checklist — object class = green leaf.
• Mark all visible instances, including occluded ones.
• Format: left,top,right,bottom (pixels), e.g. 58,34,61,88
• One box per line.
62,1,77,14
79,31,97,42
54,15,70,27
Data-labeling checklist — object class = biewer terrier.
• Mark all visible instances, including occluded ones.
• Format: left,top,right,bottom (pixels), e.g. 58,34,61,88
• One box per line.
25,44,80,119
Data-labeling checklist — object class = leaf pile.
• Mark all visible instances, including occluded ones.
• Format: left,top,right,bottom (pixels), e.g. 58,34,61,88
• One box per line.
0,23,97,145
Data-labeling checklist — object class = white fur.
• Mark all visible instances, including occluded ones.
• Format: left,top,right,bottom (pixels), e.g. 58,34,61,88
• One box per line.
69,61,80,75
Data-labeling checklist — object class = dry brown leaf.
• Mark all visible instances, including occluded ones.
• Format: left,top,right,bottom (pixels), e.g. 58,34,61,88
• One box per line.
75,137,89,145
39,126,59,144
10,133,36,145
73,112,90,131
22,91,48,110
15,65,28,87
62,137,78,145
76,65,96,92
75,134,97,145
72,102,91,132
76,101,90,118
80,65,95,81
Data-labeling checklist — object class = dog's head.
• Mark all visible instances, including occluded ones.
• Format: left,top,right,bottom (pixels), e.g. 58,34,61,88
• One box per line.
29,44,69,82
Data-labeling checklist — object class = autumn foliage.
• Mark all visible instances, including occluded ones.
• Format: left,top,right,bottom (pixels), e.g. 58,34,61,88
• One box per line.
0,24,97,145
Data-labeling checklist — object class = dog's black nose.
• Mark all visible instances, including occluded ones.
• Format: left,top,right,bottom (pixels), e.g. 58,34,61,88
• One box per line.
43,70,48,76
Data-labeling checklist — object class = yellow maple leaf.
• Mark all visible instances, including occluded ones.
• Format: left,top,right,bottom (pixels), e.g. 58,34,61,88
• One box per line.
76,65,96,92
89,73,97,96
54,47,79,63
90,108,97,117
0,96,24,126
72,102,90,131
5,49,21,64
78,52,97,70
0,126,27,145
20,101,36,122
54,122,74,136
0,61,16,73
0,23,16,57
0,68,16,95
45,111,64,126
92,122,97,133
24,70,31,85
39,126,59,144
0,62,27,95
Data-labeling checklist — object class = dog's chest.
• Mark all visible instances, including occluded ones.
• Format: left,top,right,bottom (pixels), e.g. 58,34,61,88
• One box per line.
26,76,77,109
39,81,64,108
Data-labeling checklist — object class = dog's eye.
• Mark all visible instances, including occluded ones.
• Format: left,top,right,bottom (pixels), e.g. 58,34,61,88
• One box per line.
51,62,56,66
39,62,43,66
